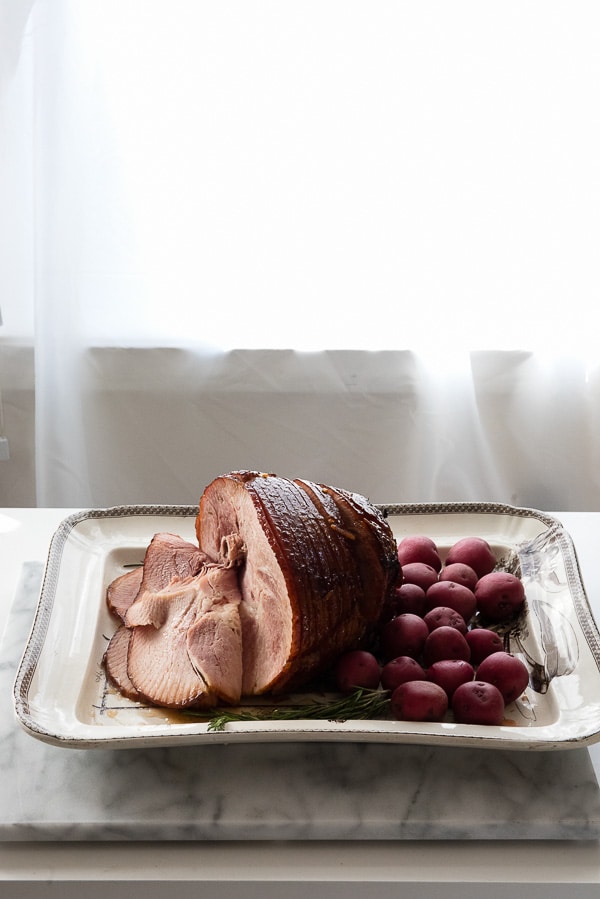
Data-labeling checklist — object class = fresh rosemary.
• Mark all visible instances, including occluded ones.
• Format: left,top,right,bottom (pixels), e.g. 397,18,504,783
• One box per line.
202,688,392,732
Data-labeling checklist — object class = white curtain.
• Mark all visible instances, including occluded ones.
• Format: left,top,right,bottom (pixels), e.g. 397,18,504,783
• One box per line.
2,1,600,509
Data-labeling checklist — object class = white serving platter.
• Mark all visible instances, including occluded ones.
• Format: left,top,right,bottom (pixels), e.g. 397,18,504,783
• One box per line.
13,502,600,751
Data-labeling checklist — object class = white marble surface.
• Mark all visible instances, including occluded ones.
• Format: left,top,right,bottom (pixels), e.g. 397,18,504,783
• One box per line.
2,561,600,842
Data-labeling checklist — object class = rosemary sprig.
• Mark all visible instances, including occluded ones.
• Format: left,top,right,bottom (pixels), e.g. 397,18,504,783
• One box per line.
202,688,392,732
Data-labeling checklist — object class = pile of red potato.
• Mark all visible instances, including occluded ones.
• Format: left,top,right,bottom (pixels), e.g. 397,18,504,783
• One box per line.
334,535,530,725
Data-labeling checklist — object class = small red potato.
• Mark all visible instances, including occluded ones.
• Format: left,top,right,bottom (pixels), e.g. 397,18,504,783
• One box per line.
380,613,429,662
391,680,448,722
422,625,471,666
476,651,530,704
386,583,428,619
452,680,505,725
445,537,496,578
425,580,477,623
427,659,474,699
400,562,439,592
465,628,504,664
397,535,442,572
423,605,468,635
439,562,479,591
381,656,428,692
475,571,526,622
334,650,381,693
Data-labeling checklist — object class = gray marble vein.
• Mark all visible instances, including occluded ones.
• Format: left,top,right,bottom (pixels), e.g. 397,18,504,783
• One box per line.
2,563,600,841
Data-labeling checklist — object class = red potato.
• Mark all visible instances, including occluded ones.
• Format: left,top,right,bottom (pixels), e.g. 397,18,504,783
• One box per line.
422,625,471,666
423,605,468,635
476,651,530,704
397,536,442,572
385,583,427,620
427,659,475,699
380,613,430,662
400,562,439,592
439,562,479,591
334,650,381,693
452,680,505,725
380,656,428,692
445,537,496,578
391,680,448,722
465,628,504,664
475,572,526,622
425,580,477,623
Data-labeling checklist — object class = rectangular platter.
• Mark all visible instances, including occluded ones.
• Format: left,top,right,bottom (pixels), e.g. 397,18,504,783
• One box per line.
13,502,600,751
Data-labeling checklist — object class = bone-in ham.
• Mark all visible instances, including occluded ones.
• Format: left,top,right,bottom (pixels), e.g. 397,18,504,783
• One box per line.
103,471,398,708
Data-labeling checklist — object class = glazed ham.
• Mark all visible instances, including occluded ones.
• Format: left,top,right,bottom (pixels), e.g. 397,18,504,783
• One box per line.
104,472,398,708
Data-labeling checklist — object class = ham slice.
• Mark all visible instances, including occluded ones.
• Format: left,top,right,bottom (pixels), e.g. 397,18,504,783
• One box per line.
106,567,143,623
136,531,209,592
104,472,398,708
125,570,243,708
106,532,208,626
104,625,143,701
104,532,213,704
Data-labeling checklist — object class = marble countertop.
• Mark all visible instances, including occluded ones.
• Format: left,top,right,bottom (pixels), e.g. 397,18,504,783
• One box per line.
2,509,600,895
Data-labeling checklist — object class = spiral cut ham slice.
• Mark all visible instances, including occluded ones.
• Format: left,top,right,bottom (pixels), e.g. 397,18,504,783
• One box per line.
103,625,142,702
104,472,399,709
104,533,243,708
125,567,243,707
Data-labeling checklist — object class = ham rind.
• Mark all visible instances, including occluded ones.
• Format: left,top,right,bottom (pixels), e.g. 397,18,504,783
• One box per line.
196,471,399,695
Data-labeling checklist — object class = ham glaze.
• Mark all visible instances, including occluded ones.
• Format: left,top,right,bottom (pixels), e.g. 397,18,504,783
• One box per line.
103,471,398,708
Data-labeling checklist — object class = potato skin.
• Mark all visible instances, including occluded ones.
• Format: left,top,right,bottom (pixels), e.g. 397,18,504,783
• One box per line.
382,583,427,622
381,656,427,692
427,659,474,699
391,680,448,722
334,650,381,693
380,613,429,662
465,628,504,664
476,651,529,703
451,681,505,725
425,580,477,623
439,562,479,591
475,572,525,622
445,537,496,578
397,536,442,572
400,562,439,592
423,626,471,666
423,606,468,635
